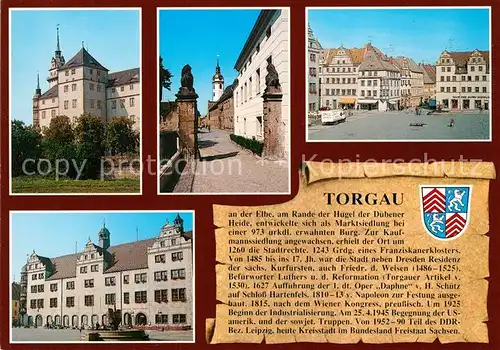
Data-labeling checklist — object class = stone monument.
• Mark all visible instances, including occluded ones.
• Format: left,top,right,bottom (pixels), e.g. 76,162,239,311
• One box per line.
176,64,199,159
262,62,285,159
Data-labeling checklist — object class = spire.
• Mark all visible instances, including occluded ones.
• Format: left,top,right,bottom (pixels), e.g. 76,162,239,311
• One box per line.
216,53,220,68
56,24,60,52
35,73,41,96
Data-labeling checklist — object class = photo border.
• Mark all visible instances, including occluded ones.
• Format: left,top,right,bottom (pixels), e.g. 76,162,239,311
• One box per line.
305,6,492,143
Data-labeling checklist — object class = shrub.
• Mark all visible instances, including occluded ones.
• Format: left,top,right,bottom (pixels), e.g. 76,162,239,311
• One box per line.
230,134,263,156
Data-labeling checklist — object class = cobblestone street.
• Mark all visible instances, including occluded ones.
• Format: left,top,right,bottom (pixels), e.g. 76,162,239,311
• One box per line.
11,328,194,342
308,110,490,141
173,129,289,193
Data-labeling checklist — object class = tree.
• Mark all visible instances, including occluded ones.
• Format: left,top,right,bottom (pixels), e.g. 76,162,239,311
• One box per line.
159,56,173,101
106,117,138,156
43,115,78,178
11,120,42,177
74,114,106,179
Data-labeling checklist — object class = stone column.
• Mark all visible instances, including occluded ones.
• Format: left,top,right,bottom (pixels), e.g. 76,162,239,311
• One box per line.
175,65,199,159
261,62,285,159
176,94,198,158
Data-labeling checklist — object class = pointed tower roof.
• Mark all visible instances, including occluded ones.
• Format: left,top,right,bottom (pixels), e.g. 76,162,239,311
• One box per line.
34,73,41,96
56,25,61,53
213,55,224,81
60,47,108,71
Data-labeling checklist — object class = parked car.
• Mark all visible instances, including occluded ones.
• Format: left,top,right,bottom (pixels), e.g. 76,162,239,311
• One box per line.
321,109,347,125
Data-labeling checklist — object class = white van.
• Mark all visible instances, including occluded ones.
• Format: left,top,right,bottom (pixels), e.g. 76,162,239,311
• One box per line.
321,110,347,125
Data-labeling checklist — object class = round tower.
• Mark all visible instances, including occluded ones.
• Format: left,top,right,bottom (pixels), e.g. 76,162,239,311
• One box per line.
212,55,224,101
32,74,42,128
98,221,111,251
174,213,184,234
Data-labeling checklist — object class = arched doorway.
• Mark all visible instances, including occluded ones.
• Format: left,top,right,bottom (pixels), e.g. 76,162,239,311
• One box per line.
81,314,88,327
54,315,61,325
72,315,78,328
35,315,42,326
46,315,52,326
28,316,34,326
123,313,132,326
63,315,69,327
91,314,98,327
135,313,147,325
102,314,108,326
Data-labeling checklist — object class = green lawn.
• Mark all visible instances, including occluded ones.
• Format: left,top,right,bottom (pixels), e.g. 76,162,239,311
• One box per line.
12,176,140,194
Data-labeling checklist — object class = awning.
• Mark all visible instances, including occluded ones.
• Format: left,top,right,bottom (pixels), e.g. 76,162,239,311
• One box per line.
340,97,356,104
357,99,378,104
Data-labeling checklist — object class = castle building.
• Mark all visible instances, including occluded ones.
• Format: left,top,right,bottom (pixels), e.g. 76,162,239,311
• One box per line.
18,215,193,330
307,24,322,113
233,9,289,156
32,28,141,131
435,49,490,110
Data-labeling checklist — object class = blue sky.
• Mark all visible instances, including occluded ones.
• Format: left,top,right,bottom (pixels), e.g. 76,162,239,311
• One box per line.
11,212,193,280
159,9,260,115
10,9,140,125
309,8,490,63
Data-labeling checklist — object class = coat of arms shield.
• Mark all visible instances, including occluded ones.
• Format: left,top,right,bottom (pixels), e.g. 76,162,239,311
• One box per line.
420,186,471,240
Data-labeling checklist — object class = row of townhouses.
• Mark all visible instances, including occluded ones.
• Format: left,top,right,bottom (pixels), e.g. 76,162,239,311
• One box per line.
18,215,193,329
308,25,490,112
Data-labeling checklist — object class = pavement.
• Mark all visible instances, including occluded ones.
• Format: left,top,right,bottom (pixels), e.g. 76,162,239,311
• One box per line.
11,327,194,342
173,128,289,193
308,110,490,141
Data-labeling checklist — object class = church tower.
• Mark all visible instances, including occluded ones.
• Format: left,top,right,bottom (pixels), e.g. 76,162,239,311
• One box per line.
32,74,42,128
98,221,111,251
48,25,65,88
212,56,224,101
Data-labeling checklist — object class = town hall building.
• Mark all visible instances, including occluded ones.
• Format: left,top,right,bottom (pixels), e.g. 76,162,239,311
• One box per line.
18,214,193,330
32,28,141,131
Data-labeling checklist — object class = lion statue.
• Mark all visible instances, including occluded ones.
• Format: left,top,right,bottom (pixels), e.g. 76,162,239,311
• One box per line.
180,64,194,93
265,62,281,93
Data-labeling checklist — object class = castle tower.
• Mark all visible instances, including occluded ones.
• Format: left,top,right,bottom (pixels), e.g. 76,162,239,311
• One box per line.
98,221,111,251
47,25,65,88
174,213,184,234
212,55,224,101
32,74,42,128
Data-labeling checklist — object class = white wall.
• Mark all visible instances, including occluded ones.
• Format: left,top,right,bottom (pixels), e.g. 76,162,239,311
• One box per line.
234,9,289,152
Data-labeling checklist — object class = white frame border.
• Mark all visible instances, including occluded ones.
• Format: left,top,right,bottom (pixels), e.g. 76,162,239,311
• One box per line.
305,6,492,143
156,7,292,195
8,7,144,196
9,209,196,344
